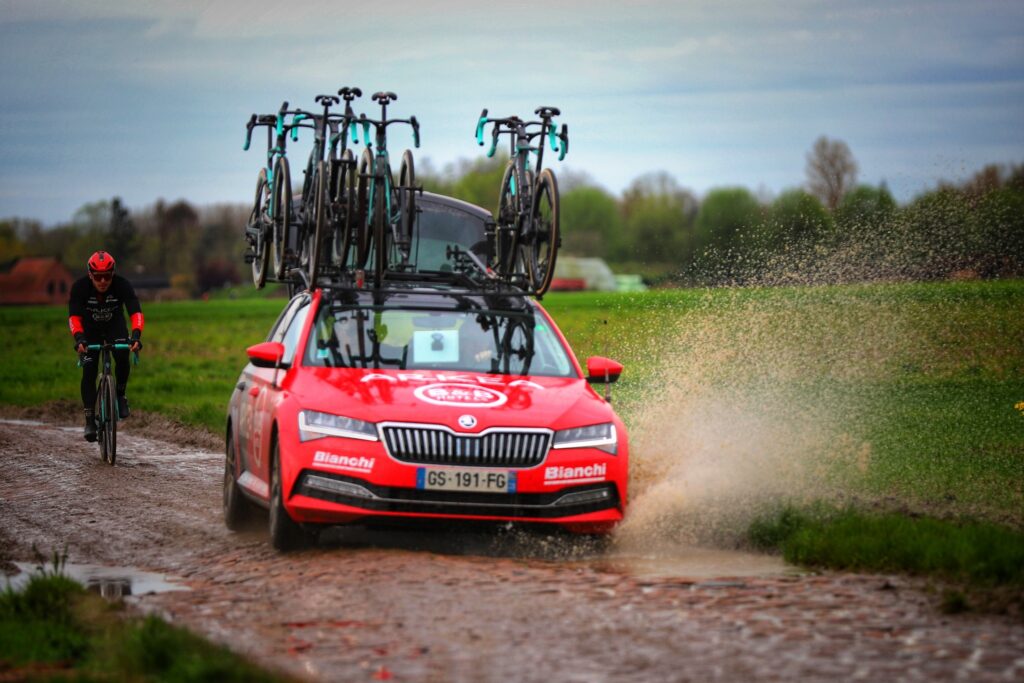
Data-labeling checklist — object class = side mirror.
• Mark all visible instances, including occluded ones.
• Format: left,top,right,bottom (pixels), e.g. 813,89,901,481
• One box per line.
247,341,288,369
586,356,623,384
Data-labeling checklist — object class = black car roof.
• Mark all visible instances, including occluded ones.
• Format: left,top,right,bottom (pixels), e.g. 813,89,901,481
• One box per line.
417,191,493,223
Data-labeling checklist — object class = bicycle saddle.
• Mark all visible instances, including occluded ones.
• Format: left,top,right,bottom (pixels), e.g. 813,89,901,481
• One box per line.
372,91,398,105
315,94,340,106
338,87,363,101
535,106,561,118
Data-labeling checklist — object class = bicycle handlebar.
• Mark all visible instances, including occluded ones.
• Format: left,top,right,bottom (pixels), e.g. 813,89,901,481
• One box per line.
78,343,140,367
359,114,420,149
477,111,568,160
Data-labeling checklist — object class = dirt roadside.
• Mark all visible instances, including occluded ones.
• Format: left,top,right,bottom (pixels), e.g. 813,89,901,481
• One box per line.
1,412,1021,682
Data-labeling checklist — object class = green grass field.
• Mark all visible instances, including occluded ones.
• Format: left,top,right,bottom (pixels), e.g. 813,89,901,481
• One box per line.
2,280,1023,596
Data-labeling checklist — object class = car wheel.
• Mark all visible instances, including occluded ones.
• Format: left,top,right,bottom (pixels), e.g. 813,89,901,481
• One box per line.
224,428,259,531
269,438,308,551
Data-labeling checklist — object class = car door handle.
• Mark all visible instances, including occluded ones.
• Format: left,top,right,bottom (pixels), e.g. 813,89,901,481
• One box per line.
249,386,260,397
236,381,246,392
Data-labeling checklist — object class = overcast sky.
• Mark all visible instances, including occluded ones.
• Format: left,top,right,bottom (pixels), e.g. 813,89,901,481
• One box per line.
1,0,1022,225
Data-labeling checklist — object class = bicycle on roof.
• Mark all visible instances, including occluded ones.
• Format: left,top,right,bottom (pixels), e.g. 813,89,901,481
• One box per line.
353,91,421,286
287,88,365,285
475,106,568,297
243,101,310,287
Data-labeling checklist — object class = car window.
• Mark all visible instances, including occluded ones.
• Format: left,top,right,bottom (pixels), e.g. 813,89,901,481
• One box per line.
411,203,489,271
305,304,577,378
280,301,310,365
268,295,308,343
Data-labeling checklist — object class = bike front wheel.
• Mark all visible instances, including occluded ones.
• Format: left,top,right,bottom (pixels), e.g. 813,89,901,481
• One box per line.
308,160,329,284
354,148,374,270
96,376,117,465
271,157,293,280
249,170,270,288
397,150,417,268
495,163,522,278
373,177,389,285
331,148,356,269
527,168,560,296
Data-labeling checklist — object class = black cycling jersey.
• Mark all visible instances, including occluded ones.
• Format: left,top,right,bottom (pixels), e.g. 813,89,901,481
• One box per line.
68,274,142,341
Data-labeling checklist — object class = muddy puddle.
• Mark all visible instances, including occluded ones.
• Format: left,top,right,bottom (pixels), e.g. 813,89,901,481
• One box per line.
6,562,189,599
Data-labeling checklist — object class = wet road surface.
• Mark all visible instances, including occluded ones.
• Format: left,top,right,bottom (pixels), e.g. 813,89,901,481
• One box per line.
1,418,1022,682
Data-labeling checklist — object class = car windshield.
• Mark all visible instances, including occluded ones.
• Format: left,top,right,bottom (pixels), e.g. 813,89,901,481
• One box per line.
305,303,576,377
410,202,488,271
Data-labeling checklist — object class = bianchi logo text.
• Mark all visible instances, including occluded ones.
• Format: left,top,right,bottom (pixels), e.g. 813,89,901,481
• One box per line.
544,463,607,485
314,451,374,473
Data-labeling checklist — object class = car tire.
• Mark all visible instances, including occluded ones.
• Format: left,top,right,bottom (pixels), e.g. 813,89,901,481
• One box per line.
224,428,260,531
269,438,308,551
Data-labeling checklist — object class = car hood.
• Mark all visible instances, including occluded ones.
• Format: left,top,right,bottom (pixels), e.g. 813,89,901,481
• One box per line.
290,367,612,432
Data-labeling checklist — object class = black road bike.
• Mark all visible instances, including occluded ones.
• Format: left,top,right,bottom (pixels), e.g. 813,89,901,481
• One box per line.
289,88,364,285
80,342,138,465
353,92,421,286
243,101,308,286
476,107,568,296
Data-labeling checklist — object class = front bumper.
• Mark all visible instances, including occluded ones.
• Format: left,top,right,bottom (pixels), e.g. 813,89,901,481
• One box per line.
279,423,627,534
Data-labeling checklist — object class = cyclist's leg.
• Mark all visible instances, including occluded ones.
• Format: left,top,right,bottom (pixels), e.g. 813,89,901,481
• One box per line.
81,350,98,441
113,345,131,418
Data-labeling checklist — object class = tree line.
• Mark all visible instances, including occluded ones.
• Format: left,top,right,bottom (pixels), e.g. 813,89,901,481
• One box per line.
1,137,1021,295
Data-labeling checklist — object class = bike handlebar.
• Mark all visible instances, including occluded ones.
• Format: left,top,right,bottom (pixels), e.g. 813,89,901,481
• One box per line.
78,343,140,367
359,114,420,149
476,110,569,160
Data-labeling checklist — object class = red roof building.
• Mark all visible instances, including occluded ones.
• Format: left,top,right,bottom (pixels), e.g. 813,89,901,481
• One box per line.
0,257,75,305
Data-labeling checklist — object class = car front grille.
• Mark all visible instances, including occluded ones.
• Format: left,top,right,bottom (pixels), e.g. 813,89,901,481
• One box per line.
380,424,552,468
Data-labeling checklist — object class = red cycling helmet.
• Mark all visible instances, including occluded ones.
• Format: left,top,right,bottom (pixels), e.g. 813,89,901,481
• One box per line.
87,251,115,274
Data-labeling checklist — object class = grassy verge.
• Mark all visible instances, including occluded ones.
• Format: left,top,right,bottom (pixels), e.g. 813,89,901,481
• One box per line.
748,506,1024,614
0,561,291,681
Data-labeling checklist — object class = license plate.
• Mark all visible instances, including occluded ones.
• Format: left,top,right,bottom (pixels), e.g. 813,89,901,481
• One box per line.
416,467,516,493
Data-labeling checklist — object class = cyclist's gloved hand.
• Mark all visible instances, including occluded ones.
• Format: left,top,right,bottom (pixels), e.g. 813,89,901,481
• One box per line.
74,334,88,354
131,329,143,353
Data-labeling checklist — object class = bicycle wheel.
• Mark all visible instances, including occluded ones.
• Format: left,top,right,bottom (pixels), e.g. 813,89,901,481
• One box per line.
528,168,560,296
354,148,374,269
331,148,356,268
95,377,109,464
373,177,389,285
271,156,293,280
249,170,271,288
397,150,416,267
106,376,118,465
495,163,519,276
308,160,328,285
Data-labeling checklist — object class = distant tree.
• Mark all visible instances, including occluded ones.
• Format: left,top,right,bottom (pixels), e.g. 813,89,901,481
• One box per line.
108,197,138,263
691,187,762,283
560,186,623,259
0,219,31,263
763,189,833,249
805,136,858,211
619,172,697,265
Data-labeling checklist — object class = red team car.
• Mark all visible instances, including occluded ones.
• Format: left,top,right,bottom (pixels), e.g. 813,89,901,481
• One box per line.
224,194,629,549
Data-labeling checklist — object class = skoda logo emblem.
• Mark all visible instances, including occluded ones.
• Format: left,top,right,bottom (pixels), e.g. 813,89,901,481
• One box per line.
458,415,477,429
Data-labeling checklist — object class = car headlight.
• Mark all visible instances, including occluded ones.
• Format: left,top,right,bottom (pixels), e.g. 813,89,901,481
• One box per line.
298,410,378,442
552,423,617,454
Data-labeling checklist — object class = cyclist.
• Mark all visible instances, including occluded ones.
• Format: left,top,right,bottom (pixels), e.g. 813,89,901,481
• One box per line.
68,251,144,441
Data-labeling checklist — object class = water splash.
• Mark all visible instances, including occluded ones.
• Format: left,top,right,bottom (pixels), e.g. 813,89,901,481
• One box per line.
614,287,913,549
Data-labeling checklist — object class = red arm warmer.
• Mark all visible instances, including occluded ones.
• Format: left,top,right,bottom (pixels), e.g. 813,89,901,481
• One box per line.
68,315,84,337
131,312,145,334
